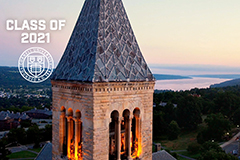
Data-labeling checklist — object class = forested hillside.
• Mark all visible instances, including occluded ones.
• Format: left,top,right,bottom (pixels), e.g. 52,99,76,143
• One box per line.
0,66,51,89
211,78,240,88
153,85,240,142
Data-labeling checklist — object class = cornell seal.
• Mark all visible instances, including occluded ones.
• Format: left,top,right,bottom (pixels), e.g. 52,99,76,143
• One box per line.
18,47,54,83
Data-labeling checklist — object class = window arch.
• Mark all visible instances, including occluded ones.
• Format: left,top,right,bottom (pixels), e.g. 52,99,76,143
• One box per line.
132,108,141,158
60,107,82,160
109,110,120,160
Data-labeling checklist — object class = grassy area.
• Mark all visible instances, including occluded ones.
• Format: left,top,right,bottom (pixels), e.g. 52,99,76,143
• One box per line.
7,150,37,159
155,121,207,150
30,147,42,153
159,129,199,150
178,156,189,160
178,151,201,159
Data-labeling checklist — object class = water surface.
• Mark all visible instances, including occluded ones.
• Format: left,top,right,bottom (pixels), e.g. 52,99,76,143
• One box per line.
154,77,231,91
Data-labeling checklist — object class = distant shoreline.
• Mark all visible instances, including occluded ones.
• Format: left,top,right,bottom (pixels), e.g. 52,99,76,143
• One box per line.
155,77,232,91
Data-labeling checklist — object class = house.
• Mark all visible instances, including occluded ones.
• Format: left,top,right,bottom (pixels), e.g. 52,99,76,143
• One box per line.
25,108,52,119
152,150,177,160
0,111,30,131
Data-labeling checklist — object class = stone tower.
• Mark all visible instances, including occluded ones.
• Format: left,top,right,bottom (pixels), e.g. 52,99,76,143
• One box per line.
51,0,155,159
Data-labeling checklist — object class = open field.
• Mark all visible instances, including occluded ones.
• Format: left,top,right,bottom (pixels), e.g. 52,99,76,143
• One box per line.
7,150,37,159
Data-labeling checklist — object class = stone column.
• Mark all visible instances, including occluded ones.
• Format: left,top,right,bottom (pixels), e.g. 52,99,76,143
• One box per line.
137,117,141,145
124,117,128,155
117,118,121,160
60,111,66,154
67,116,72,158
127,116,132,160
114,119,118,155
74,118,80,159
134,113,141,157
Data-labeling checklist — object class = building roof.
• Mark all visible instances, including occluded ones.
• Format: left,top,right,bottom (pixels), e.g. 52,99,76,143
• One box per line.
51,0,154,82
35,142,52,160
34,143,177,160
25,108,52,116
0,111,29,121
152,150,177,160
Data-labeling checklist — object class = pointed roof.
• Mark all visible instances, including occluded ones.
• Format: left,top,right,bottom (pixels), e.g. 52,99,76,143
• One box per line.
51,0,154,82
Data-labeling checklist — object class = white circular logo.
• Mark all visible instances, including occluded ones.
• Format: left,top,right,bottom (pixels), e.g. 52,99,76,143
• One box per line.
18,47,54,83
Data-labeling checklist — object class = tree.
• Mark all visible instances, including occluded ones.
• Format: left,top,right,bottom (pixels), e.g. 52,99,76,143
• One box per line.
176,96,202,130
7,128,26,145
153,111,168,139
26,125,40,147
163,102,176,124
0,140,10,160
213,92,239,117
200,141,223,153
205,113,232,141
233,108,240,125
197,128,209,144
187,142,201,154
198,150,238,160
43,124,52,141
20,120,32,128
198,141,237,160
168,120,180,140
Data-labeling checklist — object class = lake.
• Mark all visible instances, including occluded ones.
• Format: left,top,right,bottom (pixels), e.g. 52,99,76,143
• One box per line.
154,77,231,91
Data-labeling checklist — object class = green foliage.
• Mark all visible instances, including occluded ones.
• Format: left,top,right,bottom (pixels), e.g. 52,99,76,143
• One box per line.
198,150,238,160
198,113,232,142
43,124,52,141
7,128,26,144
165,149,178,159
168,120,180,140
200,141,223,153
176,96,202,130
20,120,32,128
26,125,40,146
213,92,240,117
153,110,168,138
0,140,10,160
187,142,201,154
7,150,37,159
233,108,240,125
0,66,50,90
198,141,237,160
0,67,52,111
197,128,208,144
153,85,240,144
163,102,176,124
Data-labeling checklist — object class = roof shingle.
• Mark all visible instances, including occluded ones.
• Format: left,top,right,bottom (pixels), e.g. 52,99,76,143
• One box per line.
152,150,177,160
51,0,154,82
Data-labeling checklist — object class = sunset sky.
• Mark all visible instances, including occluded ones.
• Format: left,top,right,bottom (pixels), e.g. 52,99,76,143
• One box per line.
1,0,240,75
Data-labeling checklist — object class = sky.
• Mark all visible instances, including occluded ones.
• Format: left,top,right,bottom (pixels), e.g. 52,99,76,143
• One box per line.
1,0,240,75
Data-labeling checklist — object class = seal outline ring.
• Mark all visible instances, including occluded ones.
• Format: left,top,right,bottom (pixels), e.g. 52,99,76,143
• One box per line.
18,47,54,83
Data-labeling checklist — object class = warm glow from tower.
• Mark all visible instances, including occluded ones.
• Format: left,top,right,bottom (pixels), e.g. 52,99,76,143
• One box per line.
137,144,142,158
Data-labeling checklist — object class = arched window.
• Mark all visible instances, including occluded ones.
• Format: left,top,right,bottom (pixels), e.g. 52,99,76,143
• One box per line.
60,108,83,160
132,108,141,158
109,110,120,160
75,110,82,159
60,106,67,155
122,109,131,159
67,108,74,158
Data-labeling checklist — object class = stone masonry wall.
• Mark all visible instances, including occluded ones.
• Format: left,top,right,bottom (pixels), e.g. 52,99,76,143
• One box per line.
52,81,155,160
52,81,94,160
92,81,154,160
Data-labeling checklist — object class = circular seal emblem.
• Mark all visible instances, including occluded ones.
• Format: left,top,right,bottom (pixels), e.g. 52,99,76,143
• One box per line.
18,47,54,83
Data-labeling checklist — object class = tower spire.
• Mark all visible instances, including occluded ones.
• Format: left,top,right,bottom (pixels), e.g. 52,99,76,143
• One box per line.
51,0,154,82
